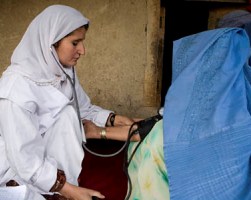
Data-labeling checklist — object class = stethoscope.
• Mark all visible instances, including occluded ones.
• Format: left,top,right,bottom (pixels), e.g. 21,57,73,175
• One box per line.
50,46,127,157
50,47,82,128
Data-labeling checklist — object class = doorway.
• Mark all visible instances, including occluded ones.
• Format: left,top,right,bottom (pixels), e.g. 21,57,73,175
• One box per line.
160,1,209,106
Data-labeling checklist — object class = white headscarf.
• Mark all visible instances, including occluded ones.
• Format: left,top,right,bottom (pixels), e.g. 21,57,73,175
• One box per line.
0,5,90,134
7,4,89,82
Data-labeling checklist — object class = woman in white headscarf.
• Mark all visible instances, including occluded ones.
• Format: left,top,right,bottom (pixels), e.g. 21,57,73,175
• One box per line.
0,4,140,200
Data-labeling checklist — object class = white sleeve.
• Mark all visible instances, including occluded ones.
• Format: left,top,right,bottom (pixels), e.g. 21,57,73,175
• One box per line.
75,75,113,127
0,99,57,193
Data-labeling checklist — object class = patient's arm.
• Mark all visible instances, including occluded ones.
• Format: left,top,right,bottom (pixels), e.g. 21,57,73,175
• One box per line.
83,120,140,142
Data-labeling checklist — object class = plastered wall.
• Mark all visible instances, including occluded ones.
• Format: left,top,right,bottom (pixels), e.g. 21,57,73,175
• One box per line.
0,0,163,118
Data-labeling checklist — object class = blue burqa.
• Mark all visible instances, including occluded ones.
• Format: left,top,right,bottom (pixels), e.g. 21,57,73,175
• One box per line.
163,27,251,199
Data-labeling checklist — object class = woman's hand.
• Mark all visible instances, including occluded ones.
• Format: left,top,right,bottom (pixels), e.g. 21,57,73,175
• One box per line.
113,115,134,126
60,182,105,200
109,115,142,127
83,120,102,139
83,119,141,142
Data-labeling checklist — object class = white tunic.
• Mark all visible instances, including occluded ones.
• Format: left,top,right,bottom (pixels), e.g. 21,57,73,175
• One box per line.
0,72,111,195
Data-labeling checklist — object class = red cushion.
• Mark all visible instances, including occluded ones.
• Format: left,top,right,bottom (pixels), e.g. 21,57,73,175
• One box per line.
79,140,128,200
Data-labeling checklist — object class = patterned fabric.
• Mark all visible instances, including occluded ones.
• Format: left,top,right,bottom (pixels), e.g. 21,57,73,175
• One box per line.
127,120,170,200
163,27,251,199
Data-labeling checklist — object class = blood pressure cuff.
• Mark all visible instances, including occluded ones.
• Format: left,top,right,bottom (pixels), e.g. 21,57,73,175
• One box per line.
133,114,163,141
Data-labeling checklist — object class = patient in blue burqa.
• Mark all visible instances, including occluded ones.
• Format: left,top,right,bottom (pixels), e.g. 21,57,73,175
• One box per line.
127,9,251,200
